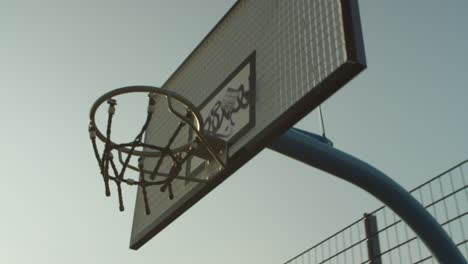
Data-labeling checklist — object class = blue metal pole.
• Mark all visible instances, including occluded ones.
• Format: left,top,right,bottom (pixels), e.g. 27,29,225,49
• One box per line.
269,127,467,264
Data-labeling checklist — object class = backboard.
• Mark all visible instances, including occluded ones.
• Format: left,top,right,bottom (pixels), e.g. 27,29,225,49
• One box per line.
130,0,366,249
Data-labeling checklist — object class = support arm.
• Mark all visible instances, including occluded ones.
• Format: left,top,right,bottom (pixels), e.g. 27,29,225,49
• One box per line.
269,127,466,264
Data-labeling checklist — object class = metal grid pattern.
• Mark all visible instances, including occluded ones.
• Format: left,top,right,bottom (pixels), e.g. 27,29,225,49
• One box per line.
131,0,348,243
283,160,468,264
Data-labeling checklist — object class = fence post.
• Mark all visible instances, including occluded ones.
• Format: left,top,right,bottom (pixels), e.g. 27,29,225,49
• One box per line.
364,213,382,264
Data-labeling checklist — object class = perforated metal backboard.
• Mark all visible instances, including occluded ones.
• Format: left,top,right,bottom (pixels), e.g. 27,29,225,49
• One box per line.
131,0,366,249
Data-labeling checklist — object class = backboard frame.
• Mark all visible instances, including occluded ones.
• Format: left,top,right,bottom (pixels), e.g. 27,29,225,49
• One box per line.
130,0,366,249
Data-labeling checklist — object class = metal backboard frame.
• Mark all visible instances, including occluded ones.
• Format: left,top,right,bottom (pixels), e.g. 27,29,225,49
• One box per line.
130,0,366,249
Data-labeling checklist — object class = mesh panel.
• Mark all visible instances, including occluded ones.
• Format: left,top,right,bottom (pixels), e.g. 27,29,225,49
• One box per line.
132,0,348,242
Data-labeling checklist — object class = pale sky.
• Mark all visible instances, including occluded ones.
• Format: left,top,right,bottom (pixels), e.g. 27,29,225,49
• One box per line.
1,0,467,263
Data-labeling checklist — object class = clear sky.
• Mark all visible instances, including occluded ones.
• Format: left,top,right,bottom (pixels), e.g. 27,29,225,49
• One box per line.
1,0,467,263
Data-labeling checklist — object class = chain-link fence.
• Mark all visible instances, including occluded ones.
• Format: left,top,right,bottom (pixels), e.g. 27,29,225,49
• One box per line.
284,160,468,264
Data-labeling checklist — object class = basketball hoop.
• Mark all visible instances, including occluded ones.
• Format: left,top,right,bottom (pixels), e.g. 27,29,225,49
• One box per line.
88,86,226,215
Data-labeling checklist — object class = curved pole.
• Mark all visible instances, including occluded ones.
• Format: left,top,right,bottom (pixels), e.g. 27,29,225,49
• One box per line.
268,127,467,264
